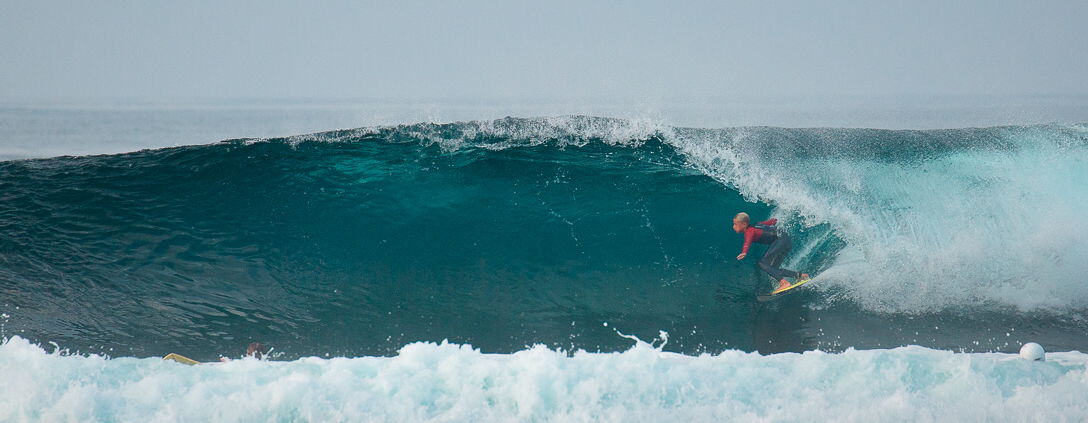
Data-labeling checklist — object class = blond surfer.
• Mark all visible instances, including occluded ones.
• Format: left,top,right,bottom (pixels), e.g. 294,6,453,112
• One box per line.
733,213,809,293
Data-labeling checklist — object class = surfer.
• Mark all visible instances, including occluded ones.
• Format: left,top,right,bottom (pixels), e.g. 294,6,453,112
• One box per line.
218,342,271,362
733,213,808,292
246,342,270,359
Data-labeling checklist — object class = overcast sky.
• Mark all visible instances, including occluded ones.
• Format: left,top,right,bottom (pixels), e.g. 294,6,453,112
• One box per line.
3,1,1087,102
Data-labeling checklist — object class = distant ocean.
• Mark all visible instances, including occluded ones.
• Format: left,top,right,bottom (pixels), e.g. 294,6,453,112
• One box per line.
2,100,1087,421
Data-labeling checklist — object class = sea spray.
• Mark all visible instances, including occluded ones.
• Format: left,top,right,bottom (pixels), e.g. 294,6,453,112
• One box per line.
672,123,1088,313
2,335,1087,422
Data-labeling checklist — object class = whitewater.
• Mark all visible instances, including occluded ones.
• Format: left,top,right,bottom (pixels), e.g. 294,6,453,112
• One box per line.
2,103,1088,422
3,336,1088,422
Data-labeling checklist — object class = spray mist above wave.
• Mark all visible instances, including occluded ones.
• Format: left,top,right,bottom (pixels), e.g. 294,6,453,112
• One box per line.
274,115,671,151
672,123,1088,314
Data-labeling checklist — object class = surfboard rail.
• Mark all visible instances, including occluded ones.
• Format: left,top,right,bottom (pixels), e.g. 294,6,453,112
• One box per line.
757,277,813,302
163,353,201,365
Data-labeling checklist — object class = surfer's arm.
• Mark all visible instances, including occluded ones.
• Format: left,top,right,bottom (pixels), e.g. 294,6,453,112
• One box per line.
738,228,758,259
739,219,775,259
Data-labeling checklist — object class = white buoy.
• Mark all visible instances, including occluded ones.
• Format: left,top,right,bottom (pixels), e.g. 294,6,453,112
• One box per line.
1020,342,1045,362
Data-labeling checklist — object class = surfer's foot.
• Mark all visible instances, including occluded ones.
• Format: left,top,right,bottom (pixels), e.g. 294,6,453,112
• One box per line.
777,279,791,291
800,273,810,280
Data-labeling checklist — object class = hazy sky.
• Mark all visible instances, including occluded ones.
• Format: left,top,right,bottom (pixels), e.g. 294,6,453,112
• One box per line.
3,0,1087,102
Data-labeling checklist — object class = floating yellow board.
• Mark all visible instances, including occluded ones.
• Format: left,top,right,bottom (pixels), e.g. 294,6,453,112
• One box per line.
757,277,812,302
163,353,201,365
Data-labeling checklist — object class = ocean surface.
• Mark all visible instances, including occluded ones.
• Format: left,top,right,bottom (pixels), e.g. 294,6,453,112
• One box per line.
2,101,1088,421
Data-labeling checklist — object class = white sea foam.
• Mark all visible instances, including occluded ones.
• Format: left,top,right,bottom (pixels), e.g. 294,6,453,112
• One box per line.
673,124,1088,314
2,335,1086,422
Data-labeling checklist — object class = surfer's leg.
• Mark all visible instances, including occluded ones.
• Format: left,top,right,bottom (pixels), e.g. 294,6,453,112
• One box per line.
759,238,793,289
769,253,800,279
760,237,798,275
770,234,802,280
757,254,786,280
762,236,809,292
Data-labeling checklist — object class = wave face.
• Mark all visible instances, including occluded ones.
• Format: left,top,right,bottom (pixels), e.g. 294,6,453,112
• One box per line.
2,116,1087,359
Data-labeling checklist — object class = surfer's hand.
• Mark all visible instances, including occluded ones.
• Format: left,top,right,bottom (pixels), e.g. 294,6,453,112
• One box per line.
737,253,746,260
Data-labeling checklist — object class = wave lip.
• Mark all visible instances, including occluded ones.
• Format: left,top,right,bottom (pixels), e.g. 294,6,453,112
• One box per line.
270,115,671,151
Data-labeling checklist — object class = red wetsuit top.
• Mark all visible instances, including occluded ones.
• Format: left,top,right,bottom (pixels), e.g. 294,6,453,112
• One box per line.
741,218,778,255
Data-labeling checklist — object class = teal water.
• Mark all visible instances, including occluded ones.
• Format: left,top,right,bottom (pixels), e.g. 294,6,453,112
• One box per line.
2,117,1087,362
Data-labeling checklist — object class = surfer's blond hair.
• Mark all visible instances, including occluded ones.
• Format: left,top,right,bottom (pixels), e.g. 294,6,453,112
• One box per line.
734,212,750,224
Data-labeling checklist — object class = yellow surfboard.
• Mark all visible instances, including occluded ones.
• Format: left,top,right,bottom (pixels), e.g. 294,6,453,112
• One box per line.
163,353,201,365
757,277,813,302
